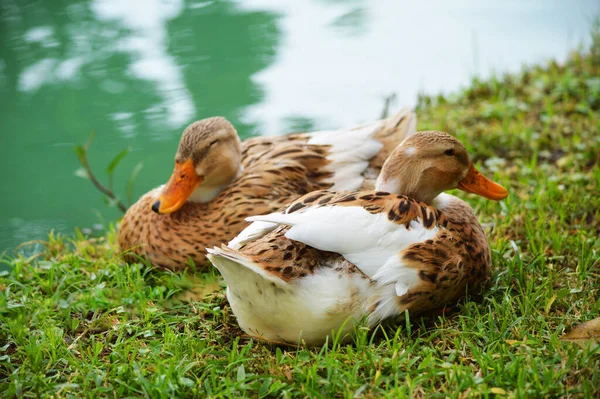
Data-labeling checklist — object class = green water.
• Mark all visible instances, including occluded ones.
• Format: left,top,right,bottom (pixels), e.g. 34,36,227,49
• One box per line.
0,0,597,256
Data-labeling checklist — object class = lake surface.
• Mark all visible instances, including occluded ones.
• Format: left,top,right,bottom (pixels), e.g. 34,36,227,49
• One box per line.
0,0,598,255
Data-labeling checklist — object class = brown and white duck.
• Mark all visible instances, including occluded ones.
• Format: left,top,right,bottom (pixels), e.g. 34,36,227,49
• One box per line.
118,108,416,270
207,130,508,346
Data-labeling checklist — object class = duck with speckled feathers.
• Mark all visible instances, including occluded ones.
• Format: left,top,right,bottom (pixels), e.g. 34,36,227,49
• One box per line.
118,108,416,270
207,130,508,346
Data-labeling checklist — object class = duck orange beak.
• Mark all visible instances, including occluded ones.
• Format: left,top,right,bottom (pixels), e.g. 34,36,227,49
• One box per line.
458,163,508,201
151,159,203,214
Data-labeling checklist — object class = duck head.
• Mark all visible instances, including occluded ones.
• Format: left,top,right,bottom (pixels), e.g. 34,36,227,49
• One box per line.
375,130,508,204
152,117,242,214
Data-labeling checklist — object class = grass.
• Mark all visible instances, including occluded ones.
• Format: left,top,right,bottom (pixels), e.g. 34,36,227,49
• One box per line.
1,32,600,399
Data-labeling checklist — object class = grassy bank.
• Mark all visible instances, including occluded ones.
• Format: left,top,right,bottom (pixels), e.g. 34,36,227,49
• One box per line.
1,33,599,398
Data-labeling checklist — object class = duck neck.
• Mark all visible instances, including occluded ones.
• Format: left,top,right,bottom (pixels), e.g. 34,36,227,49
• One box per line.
375,175,439,205
187,165,244,203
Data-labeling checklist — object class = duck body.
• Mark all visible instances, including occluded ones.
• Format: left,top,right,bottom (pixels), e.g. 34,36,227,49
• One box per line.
207,131,508,346
118,108,416,270
208,192,490,345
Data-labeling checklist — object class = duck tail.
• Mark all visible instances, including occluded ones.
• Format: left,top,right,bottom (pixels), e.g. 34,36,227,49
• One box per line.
301,106,416,191
370,106,417,170
206,245,287,287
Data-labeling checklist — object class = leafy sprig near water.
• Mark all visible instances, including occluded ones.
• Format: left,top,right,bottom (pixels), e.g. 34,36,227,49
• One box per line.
73,132,142,214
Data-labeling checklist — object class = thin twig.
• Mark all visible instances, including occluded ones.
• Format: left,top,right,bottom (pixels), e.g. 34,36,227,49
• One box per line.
79,154,128,214
380,93,397,119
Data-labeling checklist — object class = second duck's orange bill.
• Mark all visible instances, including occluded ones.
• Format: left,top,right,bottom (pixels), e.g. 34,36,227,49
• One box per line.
152,159,203,214
457,163,508,201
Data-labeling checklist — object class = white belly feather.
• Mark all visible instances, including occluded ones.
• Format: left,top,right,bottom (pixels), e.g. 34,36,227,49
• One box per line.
211,253,380,346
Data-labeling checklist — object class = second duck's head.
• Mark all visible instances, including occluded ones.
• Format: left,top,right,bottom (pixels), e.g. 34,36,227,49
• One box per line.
376,130,508,204
152,117,242,214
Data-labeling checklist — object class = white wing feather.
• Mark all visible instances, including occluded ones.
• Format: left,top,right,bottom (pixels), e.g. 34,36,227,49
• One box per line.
246,205,438,279
304,107,416,191
306,124,384,191
228,221,278,250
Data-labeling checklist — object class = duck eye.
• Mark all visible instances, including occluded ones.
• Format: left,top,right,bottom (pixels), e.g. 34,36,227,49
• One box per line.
444,149,455,156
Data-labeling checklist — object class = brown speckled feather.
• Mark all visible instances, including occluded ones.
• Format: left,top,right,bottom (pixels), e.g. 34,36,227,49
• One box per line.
119,109,416,270
119,141,332,269
231,190,490,314
396,198,491,313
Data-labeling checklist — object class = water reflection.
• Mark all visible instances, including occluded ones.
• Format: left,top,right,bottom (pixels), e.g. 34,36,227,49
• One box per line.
0,0,280,252
329,6,369,37
240,0,598,134
91,0,195,133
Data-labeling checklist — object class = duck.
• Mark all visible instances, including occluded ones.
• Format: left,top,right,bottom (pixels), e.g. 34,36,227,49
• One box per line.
118,108,416,270
206,130,509,346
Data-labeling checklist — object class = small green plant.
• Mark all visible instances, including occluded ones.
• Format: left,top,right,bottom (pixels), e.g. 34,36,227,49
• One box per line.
73,132,143,213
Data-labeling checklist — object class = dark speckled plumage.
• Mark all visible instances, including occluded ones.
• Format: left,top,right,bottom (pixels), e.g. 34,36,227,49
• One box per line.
118,109,416,270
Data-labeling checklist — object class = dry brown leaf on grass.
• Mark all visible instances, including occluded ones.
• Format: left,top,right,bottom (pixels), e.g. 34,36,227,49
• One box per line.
560,316,600,349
